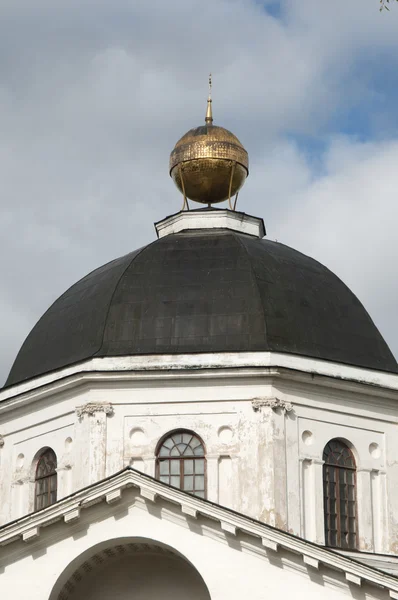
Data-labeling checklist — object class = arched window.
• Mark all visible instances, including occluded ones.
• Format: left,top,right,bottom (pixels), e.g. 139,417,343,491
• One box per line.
35,448,57,510
156,431,206,498
323,439,357,549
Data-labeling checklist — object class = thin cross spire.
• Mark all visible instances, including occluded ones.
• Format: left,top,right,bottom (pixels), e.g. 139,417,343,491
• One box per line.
205,73,213,125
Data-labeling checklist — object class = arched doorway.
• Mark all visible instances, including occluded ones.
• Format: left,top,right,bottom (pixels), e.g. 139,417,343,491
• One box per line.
51,539,211,600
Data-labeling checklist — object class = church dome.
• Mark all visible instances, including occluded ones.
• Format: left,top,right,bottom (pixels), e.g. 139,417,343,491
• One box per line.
5,210,397,387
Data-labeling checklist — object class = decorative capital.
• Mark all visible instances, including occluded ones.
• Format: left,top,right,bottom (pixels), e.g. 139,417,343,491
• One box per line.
252,397,293,414
76,402,114,420
56,464,72,472
12,474,30,485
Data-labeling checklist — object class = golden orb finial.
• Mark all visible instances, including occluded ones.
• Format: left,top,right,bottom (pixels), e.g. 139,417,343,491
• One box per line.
169,76,249,208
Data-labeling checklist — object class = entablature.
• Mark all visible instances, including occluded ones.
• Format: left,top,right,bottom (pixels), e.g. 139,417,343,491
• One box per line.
1,352,398,419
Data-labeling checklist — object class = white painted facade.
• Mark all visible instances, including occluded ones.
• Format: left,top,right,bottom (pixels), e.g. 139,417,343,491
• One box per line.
1,353,398,552
1,469,398,600
1,211,398,598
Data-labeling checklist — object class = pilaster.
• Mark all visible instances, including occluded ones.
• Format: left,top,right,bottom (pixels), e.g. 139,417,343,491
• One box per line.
206,456,219,504
356,468,374,551
301,458,325,544
74,402,114,487
372,469,389,553
252,397,291,530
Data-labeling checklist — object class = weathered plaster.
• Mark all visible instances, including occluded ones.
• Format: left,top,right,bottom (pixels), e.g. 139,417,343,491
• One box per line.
0,354,398,561
0,469,397,600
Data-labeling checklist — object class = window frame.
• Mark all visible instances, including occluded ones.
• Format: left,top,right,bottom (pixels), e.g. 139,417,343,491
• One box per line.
155,430,207,498
34,448,58,511
323,439,358,550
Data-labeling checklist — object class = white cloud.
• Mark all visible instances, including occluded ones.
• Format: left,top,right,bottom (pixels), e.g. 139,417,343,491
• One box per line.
269,136,398,355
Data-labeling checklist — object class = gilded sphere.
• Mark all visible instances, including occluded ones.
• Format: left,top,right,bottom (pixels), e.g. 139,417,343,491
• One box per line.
169,124,249,205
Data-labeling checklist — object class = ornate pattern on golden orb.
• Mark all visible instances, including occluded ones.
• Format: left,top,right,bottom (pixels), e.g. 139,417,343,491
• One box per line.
171,159,247,205
169,125,249,205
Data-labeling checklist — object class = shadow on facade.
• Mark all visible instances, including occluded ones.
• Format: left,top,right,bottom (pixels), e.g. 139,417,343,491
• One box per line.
48,536,211,600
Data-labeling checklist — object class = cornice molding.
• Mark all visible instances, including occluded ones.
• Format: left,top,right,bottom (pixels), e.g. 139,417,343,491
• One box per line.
1,352,398,416
0,468,398,598
2,352,398,403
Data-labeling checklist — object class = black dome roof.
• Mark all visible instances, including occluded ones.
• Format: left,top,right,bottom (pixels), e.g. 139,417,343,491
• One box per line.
5,228,397,387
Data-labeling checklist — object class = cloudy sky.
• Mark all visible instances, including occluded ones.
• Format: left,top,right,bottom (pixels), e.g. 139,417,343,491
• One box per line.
1,0,398,386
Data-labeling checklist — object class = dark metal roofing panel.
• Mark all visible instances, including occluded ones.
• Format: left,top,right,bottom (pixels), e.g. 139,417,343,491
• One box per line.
100,232,266,356
5,248,144,386
237,235,396,371
5,230,397,388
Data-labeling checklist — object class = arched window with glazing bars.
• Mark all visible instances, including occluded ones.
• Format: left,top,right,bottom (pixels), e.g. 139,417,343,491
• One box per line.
156,431,206,498
34,448,57,511
323,439,357,549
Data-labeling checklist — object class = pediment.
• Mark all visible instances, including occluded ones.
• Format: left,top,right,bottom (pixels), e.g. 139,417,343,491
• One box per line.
1,468,398,600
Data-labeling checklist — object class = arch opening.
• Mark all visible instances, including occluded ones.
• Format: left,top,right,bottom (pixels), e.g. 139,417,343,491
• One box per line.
323,438,357,549
33,447,57,511
49,538,211,600
156,429,206,498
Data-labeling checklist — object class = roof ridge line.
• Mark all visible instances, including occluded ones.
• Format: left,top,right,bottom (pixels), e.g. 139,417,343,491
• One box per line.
231,231,269,349
94,238,162,358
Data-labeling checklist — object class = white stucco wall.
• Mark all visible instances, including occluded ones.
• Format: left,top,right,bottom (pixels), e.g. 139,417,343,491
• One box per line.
1,354,398,556
0,489,391,600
